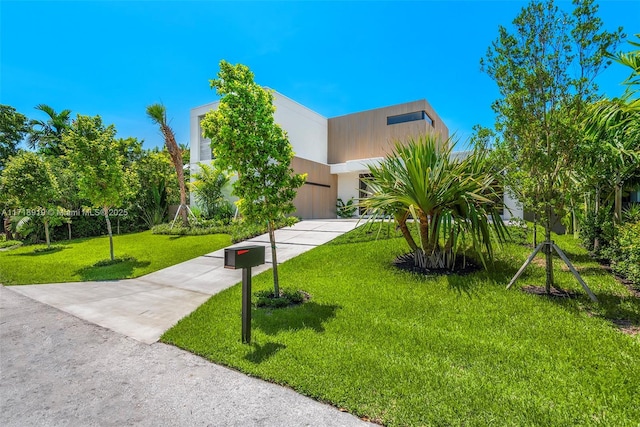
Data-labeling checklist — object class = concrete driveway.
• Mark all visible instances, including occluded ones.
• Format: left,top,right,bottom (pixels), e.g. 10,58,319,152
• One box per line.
1,219,372,426
0,286,371,427
7,219,359,344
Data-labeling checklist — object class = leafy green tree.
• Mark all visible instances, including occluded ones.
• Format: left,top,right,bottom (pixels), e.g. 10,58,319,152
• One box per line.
146,104,189,226
361,135,507,271
0,152,59,247
133,148,176,228
0,105,28,169
481,0,623,293
201,60,306,296
62,115,137,261
190,162,233,221
27,104,71,156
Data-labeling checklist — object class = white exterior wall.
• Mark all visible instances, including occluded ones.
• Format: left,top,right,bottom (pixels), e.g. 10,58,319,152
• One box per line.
271,91,328,163
189,102,218,206
503,190,523,220
337,173,361,214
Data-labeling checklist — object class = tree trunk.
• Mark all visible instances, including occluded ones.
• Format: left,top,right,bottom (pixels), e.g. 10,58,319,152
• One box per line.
44,217,51,248
104,207,115,261
533,212,537,247
395,211,417,251
614,184,622,225
4,217,13,241
268,220,279,297
544,211,554,294
594,187,601,252
68,221,72,240
177,165,189,227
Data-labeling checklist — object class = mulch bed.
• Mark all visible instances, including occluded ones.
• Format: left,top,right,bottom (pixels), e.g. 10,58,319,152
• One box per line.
520,285,580,299
393,253,482,276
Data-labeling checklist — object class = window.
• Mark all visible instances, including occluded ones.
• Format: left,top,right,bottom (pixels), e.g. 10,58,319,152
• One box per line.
387,110,433,126
359,173,373,215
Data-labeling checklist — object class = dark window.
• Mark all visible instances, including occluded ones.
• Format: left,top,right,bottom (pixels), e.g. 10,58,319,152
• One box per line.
387,110,433,126
359,173,373,215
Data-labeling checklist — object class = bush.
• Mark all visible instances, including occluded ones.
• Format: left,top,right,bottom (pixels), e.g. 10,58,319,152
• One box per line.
505,218,529,245
579,208,615,255
151,217,299,243
0,239,22,249
336,198,357,218
605,221,640,286
255,288,308,308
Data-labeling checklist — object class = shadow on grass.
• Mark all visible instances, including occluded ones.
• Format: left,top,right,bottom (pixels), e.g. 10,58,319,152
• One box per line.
253,302,340,335
76,257,151,281
244,341,286,364
14,246,68,256
553,250,594,265
592,292,640,325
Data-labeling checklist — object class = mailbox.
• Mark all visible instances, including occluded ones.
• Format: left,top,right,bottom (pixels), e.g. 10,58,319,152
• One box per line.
224,245,266,344
224,245,265,270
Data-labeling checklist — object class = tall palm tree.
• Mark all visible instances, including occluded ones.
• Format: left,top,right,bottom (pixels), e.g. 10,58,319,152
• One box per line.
146,103,189,226
361,135,508,271
27,104,71,156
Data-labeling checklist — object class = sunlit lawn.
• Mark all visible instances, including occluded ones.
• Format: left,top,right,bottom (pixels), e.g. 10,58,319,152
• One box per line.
0,230,231,285
162,226,640,426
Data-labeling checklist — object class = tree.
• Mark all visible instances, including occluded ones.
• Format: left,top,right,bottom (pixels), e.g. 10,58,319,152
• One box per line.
190,161,233,221
62,115,136,261
27,104,71,156
578,35,640,246
0,104,28,169
360,135,508,271
146,104,189,226
481,0,623,293
201,60,306,296
132,148,177,228
0,152,59,247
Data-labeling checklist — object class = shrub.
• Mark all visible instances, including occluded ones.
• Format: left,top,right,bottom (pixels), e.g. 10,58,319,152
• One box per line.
336,198,357,218
606,221,640,286
579,208,615,254
0,239,22,249
151,217,298,243
255,288,307,308
506,218,529,245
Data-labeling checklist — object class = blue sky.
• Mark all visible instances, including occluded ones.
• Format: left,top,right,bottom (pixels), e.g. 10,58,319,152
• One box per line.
1,0,638,151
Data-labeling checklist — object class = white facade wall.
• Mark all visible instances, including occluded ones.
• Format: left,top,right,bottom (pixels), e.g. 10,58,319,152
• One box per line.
188,91,328,208
337,173,361,215
271,91,328,164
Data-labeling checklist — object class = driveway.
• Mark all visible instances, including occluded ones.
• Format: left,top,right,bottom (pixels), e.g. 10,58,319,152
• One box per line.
0,286,371,426
1,219,371,426
7,220,359,344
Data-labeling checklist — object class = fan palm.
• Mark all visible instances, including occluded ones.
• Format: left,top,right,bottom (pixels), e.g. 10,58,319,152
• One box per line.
361,135,508,271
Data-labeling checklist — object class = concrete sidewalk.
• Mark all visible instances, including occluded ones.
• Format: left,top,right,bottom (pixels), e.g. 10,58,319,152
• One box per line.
8,219,359,344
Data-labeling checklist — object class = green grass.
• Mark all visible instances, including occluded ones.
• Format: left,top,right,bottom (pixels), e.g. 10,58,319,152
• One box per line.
0,230,231,285
162,227,640,426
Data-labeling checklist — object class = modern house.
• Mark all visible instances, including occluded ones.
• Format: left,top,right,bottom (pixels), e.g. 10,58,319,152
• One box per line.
190,90,523,220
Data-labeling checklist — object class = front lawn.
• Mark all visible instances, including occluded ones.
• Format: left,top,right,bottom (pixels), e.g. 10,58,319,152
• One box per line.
162,227,640,426
0,231,231,285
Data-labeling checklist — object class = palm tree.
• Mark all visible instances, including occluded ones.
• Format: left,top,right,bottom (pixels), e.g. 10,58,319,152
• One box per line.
146,103,189,226
361,134,508,271
27,104,71,156
190,161,232,220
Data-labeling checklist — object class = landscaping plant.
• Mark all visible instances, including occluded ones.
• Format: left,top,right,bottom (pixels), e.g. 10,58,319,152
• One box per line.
361,135,507,271
201,60,306,297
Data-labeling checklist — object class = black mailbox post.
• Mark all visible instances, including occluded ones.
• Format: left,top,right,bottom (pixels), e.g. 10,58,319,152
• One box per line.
224,245,265,344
